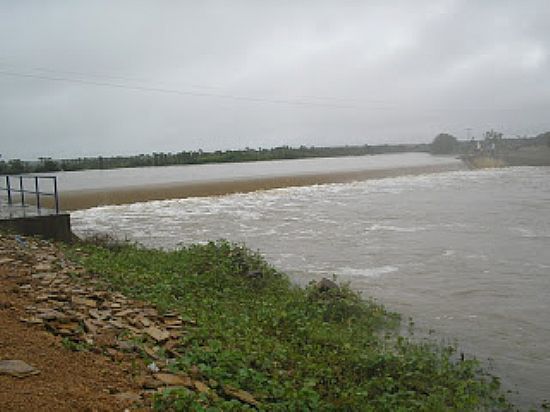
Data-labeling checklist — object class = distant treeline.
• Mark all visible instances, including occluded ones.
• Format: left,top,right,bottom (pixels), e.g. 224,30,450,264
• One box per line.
2,132,548,175
430,130,550,155
0,143,429,175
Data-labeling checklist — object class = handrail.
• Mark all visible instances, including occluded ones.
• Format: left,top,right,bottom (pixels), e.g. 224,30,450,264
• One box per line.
0,175,60,214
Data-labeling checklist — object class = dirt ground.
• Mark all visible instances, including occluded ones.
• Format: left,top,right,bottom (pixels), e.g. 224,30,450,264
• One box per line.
0,244,142,411
0,233,256,411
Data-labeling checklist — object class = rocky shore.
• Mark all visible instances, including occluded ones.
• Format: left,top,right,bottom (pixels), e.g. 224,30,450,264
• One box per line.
1,231,514,410
0,234,258,410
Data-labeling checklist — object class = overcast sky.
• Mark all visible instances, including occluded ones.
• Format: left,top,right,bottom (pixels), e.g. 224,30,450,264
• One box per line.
1,1,549,160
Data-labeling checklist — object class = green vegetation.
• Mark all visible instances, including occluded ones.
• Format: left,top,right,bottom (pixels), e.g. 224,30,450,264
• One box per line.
430,133,459,154
61,336,92,352
67,240,510,411
535,131,550,146
462,130,550,167
2,131,548,175
0,143,429,174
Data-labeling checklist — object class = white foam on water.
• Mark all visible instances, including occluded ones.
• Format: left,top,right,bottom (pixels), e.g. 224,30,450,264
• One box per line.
336,265,399,278
70,166,550,407
366,224,425,233
510,226,550,239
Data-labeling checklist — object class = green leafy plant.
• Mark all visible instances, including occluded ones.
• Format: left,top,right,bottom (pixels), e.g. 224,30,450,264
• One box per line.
61,337,92,352
66,239,512,411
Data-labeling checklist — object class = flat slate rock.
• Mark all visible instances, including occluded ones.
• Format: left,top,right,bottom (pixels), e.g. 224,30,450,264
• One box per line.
0,360,40,378
223,384,260,407
154,373,193,387
143,326,170,342
113,391,142,402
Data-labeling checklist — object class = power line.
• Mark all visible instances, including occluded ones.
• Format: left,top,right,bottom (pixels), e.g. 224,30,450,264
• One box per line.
1,67,542,113
25,65,361,104
22,66,224,91
0,69,355,109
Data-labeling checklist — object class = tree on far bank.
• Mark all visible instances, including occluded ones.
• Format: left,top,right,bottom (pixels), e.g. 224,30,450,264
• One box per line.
483,129,503,142
430,133,458,154
535,131,550,146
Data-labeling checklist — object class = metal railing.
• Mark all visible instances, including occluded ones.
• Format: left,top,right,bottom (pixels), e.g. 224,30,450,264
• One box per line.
0,175,60,214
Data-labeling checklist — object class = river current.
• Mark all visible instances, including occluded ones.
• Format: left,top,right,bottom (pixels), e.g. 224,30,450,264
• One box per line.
72,165,550,408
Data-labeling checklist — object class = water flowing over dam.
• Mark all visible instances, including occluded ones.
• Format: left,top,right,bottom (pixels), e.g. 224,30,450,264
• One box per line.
71,157,550,408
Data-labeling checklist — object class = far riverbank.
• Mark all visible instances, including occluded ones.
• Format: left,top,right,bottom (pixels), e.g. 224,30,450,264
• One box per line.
463,145,550,169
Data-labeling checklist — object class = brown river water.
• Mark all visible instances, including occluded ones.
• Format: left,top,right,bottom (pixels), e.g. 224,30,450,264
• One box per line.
35,153,461,210
67,154,548,409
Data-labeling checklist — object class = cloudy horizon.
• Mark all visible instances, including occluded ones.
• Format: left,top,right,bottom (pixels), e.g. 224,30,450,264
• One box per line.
1,0,550,160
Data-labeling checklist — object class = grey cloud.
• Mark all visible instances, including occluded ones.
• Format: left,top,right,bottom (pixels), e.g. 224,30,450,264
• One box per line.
1,0,549,159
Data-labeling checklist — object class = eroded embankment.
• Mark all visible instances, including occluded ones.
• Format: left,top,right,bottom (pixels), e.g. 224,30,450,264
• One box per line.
58,162,465,210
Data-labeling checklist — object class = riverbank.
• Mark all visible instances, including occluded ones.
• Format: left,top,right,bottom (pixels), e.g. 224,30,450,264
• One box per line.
463,145,550,169
59,162,464,210
501,145,550,166
0,232,512,410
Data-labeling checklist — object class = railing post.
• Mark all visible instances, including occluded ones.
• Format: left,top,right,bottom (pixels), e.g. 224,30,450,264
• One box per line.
6,176,12,206
35,176,41,210
53,177,59,214
2,175,60,214
19,176,25,207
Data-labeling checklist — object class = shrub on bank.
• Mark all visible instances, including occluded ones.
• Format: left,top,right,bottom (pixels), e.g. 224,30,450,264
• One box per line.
68,240,510,411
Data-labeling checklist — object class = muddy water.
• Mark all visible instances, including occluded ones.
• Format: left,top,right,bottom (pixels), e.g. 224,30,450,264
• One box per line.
41,153,464,209
45,153,461,192
72,166,550,409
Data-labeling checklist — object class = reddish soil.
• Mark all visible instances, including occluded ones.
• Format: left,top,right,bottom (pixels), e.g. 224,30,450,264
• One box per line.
0,259,142,411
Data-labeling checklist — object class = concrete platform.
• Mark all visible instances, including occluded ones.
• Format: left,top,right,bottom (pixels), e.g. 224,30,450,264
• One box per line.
0,204,72,242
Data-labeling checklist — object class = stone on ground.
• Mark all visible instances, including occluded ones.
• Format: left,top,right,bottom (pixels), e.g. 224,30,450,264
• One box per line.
0,359,40,378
